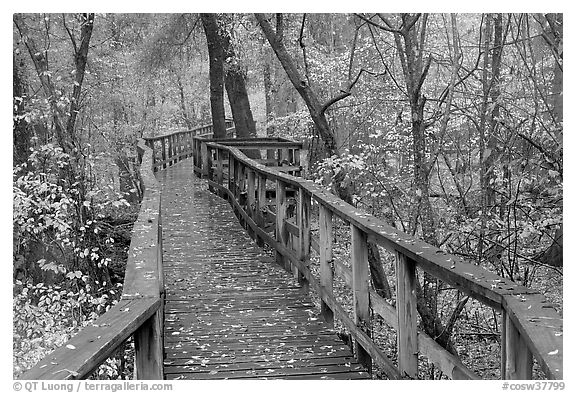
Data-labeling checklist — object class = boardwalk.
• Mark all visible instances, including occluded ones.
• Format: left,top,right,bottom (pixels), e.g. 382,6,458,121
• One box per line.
158,159,370,380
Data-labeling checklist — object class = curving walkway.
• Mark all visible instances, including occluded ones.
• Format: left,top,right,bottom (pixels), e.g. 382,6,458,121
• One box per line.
158,159,370,380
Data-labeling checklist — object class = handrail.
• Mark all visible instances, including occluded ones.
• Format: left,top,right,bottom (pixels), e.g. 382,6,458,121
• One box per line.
143,120,235,172
21,140,165,380
194,137,562,380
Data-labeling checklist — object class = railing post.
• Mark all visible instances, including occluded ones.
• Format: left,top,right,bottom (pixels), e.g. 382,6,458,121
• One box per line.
351,224,372,373
502,311,533,379
276,180,290,272
228,156,235,195
161,138,167,169
134,310,163,379
186,131,192,158
297,189,311,291
256,174,267,247
396,251,418,378
149,140,157,172
201,141,209,179
238,163,246,201
168,135,174,166
216,148,224,192
319,204,334,327
294,146,301,176
246,168,256,238
267,147,275,166
232,158,239,198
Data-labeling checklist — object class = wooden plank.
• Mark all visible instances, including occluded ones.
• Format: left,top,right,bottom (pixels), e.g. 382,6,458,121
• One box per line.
351,224,372,373
395,251,418,378
319,205,334,326
21,298,161,380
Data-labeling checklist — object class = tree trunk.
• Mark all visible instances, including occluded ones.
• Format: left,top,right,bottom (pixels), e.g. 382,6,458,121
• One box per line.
220,20,257,139
201,13,227,139
256,13,392,300
256,14,338,157
13,50,30,165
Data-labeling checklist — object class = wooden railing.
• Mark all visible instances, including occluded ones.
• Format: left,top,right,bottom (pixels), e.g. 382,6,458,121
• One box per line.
145,120,234,172
19,121,236,380
22,141,165,380
192,137,563,380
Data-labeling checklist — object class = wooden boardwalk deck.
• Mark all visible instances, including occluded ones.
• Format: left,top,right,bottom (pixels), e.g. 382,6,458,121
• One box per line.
158,159,370,380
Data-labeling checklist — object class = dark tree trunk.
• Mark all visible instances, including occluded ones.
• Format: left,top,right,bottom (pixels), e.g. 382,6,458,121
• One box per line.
66,13,94,137
225,69,256,138
201,13,227,139
13,51,30,165
219,20,257,139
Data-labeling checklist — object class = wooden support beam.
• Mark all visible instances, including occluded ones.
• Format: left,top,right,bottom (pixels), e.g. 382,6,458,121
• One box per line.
351,224,372,373
319,205,334,327
502,311,534,379
396,251,418,379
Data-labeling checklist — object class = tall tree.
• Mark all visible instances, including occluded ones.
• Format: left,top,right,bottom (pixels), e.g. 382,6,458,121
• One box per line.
256,13,392,300
220,15,257,139
201,13,227,138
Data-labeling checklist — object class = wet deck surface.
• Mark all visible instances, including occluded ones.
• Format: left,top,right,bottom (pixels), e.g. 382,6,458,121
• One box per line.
158,159,370,380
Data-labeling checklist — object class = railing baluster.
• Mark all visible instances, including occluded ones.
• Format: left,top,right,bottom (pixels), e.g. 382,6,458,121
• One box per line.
276,180,289,272
297,189,311,291
396,251,418,378
201,141,209,179
256,174,267,247
351,224,372,372
216,148,224,193
161,138,167,169
502,311,533,379
247,168,256,239
319,204,334,327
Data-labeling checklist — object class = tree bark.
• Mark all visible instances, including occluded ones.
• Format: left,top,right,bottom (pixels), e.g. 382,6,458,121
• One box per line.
201,13,227,139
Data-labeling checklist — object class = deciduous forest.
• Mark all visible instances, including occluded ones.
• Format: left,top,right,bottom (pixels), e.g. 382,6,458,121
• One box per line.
13,13,562,379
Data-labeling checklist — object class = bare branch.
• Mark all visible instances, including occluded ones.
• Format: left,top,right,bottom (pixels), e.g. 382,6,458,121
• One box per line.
62,13,78,55
298,13,311,86
320,69,385,116
354,13,400,33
